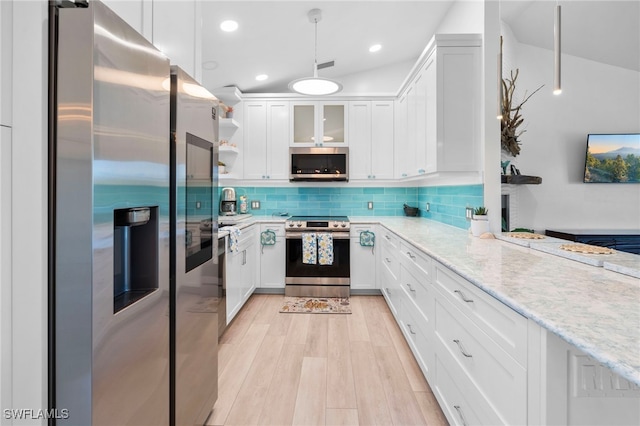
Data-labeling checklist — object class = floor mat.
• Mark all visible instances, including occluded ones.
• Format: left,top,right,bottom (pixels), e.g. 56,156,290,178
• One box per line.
279,296,351,314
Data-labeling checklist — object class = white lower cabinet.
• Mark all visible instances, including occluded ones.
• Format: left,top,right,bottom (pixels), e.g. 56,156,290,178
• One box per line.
259,223,285,288
380,226,528,425
350,225,377,290
226,225,257,323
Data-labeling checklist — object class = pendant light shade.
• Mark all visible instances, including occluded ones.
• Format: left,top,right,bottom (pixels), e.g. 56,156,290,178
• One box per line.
289,9,342,96
554,4,562,95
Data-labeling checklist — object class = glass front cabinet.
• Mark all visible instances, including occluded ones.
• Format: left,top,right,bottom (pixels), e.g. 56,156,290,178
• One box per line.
291,101,348,146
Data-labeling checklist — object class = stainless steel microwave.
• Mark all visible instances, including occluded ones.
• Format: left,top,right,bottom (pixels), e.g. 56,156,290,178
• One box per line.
289,147,349,182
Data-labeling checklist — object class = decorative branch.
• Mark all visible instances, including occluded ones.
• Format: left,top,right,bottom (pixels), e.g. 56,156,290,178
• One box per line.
501,69,544,157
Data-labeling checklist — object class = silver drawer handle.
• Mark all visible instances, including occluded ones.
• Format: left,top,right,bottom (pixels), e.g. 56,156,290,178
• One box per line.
385,257,392,263
454,289,473,303
385,235,391,240
406,283,416,293
385,287,392,294
454,405,468,426
453,339,472,358
407,324,416,335
406,251,416,260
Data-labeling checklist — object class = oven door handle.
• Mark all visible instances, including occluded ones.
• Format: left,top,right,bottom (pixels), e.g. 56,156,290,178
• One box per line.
285,232,350,240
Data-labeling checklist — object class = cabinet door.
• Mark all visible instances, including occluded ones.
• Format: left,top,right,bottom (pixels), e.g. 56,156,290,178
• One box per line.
260,241,285,288
241,240,257,300
350,225,377,289
371,101,395,179
406,84,418,177
394,93,409,178
424,54,438,174
291,101,316,145
243,101,268,179
348,101,372,180
152,1,199,80
414,71,427,175
226,247,244,323
266,101,290,180
321,102,347,145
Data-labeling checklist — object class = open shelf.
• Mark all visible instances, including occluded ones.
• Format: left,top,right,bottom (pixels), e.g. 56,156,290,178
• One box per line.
220,118,239,129
502,175,542,185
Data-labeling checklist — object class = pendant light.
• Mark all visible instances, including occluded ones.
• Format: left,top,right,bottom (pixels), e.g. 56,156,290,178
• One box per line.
289,9,342,96
553,3,562,95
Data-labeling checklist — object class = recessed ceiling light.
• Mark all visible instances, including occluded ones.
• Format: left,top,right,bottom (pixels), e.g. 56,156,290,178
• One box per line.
220,20,238,32
369,44,382,53
255,74,268,81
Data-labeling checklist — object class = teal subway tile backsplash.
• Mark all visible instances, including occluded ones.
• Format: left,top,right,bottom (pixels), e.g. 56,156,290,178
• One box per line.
217,184,481,230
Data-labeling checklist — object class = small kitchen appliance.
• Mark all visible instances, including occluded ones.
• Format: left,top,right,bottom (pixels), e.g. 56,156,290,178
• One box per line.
220,187,237,215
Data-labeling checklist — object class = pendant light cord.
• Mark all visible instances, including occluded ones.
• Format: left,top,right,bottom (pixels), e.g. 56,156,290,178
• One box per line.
313,17,318,76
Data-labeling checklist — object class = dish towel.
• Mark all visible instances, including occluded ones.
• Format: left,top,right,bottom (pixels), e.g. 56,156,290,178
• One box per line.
222,226,241,253
260,229,276,254
302,233,317,264
359,230,375,254
317,232,334,265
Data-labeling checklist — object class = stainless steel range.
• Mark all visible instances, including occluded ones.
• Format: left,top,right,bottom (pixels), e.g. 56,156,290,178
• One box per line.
285,216,350,297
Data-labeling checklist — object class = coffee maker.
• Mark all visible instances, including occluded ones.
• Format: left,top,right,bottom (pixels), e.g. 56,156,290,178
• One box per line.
220,187,237,216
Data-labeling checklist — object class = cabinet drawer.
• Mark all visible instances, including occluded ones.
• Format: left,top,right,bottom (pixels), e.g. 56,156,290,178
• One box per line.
434,262,527,365
350,224,376,235
435,295,526,425
400,240,432,280
237,225,257,247
379,228,399,249
401,295,435,382
380,239,400,281
400,263,434,325
434,353,501,426
259,223,285,236
381,280,401,318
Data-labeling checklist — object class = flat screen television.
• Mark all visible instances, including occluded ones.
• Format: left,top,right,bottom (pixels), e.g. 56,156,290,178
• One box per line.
584,133,640,183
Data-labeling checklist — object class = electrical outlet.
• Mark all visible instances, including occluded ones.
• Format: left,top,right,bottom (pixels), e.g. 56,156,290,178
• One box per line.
425,202,430,212
367,201,374,210
195,201,201,209
465,207,474,221
250,200,260,210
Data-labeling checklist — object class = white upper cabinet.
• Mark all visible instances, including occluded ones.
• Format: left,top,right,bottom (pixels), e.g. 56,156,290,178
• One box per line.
349,101,394,180
103,0,153,41
0,0,12,126
291,101,348,146
244,101,289,180
152,0,202,82
395,35,481,178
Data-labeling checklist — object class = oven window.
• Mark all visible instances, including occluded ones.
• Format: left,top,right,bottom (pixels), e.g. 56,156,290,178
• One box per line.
185,132,213,273
286,237,350,277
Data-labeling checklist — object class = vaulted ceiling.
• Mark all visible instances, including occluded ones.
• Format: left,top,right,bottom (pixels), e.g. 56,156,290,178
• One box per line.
199,1,639,95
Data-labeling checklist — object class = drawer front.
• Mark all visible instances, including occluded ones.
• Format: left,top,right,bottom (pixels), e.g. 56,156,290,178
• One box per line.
401,295,435,382
380,228,399,249
435,296,526,426
381,280,401,318
433,353,502,426
400,263,434,325
400,240,432,280
434,262,527,365
259,222,285,236
350,224,376,236
380,239,400,280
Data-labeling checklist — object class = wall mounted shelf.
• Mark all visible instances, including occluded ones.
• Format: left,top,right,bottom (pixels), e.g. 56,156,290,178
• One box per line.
502,175,542,185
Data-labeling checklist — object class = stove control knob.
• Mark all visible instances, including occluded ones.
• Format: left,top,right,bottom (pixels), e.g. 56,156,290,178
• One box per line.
296,222,302,227
332,223,339,227
288,222,294,227
340,222,347,228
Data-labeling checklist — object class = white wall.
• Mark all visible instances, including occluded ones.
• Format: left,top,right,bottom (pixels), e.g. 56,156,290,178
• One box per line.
503,35,640,231
338,59,415,95
436,0,484,34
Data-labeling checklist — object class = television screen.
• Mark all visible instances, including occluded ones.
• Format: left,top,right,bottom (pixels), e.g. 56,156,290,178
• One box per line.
584,133,640,183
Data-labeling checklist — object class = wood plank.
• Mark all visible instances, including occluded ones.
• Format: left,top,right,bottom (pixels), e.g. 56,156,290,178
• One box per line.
350,341,392,425
257,344,305,426
216,342,235,377
327,316,357,409
373,344,426,425
266,303,294,337
224,335,286,426
208,323,269,425
252,294,283,324
220,294,267,344
325,408,359,426
360,295,392,346
381,311,430,392
414,391,449,426
347,297,370,342
303,314,328,358
284,312,311,345
291,357,327,426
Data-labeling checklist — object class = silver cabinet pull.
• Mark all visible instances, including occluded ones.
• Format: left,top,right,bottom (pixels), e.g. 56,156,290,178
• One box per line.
454,405,468,426
385,287,392,294
454,289,473,303
406,251,416,260
385,257,392,263
385,235,391,240
453,339,472,358
406,283,416,293
407,324,416,335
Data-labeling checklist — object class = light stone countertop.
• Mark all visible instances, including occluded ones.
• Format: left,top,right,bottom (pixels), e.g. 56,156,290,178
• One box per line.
350,216,640,386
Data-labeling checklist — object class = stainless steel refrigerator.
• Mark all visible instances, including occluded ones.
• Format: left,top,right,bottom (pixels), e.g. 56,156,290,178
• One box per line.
50,2,218,425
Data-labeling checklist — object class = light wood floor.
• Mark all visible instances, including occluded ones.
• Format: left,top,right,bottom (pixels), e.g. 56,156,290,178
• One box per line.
206,294,448,426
